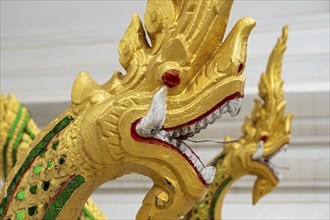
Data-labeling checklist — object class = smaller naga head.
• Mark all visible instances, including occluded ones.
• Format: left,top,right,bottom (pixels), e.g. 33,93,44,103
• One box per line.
227,26,293,205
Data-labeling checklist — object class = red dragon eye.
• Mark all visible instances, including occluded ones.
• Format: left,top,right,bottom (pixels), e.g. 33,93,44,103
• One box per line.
261,135,268,142
162,69,181,88
237,63,244,75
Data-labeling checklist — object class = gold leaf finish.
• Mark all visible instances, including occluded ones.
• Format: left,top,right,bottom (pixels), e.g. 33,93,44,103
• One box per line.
0,94,106,220
187,26,293,220
0,0,255,219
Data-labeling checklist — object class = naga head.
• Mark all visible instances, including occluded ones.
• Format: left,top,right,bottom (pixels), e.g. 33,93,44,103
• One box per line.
70,0,255,218
225,26,293,205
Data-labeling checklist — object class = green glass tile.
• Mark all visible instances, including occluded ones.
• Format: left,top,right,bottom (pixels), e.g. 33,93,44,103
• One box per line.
49,131,56,137
46,161,53,169
54,200,63,208
28,206,37,216
29,185,38,194
209,176,233,218
42,174,84,220
201,212,207,217
78,176,85,183
49,209,57,215
16,190,26,201
33,165,42,175
199,202,205,208
52,141,59,150
61,192,70,200
43,133,52,142
16,210,25,220
39,148,47,157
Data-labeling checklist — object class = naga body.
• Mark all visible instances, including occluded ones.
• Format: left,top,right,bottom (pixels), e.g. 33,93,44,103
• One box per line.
0,0,255,219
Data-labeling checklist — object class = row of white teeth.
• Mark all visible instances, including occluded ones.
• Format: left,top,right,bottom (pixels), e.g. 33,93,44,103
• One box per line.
252,141,288,180
135,87,242,185
168,97,243,138
155,131,215,184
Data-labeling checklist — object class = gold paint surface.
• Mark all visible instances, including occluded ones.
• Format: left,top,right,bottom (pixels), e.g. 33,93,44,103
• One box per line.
187,26,293,220
0,0,256,219
0,94,106,220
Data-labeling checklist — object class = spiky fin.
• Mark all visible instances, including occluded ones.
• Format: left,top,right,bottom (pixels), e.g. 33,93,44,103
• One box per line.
71,72,111,114
242,26,292,141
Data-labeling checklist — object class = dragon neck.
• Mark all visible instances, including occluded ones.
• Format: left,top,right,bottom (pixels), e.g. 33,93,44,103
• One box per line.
186,152,244,220
0,112,109,219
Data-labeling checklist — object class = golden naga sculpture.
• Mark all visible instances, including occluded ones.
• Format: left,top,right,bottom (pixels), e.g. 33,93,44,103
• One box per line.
0,0,255,219
0,21,292,220
187,26,294,220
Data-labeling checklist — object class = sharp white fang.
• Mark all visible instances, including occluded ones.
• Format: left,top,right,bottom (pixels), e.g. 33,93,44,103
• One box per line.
227,98,242,117
194,123,201,131
181,126,188,135
173,131,180,138
206,114,215,124
221,104,228,114
252,141,264,160
201,166,216,184
170,139,178,147
214,108,222,118
136,87,167,137
187,126,193,133
199,118,207,129
177,143,186,152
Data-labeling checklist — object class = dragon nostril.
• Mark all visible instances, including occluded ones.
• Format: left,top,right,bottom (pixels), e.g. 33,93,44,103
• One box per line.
162,69,181,88
237,63,244,75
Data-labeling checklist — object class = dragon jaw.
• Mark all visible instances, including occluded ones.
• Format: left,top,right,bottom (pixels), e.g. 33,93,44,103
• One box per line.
252,140,289,181
250,136,292,205
134,88,243,186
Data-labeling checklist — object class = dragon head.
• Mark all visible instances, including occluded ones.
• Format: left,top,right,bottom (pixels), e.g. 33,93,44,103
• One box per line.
225,26,293,206
70,0,255,218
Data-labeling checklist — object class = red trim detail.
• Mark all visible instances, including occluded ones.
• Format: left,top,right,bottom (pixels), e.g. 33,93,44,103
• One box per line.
238,63,244,75
40,174,75,219
165,92,242,131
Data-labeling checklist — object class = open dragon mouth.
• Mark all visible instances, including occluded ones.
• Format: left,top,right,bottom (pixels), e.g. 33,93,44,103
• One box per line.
132,91,243,186
252,141,289,181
